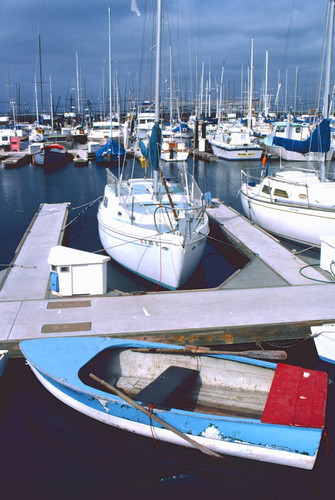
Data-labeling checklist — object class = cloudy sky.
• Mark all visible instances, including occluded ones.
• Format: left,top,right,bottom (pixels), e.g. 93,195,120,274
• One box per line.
0,0,331,117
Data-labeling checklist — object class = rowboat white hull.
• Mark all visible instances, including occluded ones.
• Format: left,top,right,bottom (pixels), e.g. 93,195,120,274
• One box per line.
29,364,317,470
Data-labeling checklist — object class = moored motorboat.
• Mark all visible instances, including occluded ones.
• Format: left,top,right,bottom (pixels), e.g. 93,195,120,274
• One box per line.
160,139,189,162
19,336,328,470
209,125,263,161
33,143,70,167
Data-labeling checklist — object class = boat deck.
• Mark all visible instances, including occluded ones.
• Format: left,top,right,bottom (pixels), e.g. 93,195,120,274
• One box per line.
1,201,335,357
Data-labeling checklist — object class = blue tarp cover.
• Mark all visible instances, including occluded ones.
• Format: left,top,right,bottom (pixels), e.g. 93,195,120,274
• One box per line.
96,139,125,162
272,119,330,154
139,123,162,171
173,122,191,133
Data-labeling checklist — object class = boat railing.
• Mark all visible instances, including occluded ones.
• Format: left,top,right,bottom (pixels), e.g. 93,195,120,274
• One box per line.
241,169,261,187
176,169,203,209
106,169,160,219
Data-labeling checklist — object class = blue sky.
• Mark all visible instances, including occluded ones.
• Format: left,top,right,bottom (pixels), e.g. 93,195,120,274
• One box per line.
0,0,331,116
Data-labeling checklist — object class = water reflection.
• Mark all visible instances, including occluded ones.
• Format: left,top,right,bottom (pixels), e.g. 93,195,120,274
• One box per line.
2,155,331,289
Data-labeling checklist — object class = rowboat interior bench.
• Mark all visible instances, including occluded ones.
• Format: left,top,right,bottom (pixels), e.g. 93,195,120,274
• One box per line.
135,365,199,408
79,347,327,424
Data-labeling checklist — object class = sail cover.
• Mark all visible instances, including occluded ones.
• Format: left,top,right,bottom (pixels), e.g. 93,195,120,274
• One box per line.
272,119,330,153
139,123,162,170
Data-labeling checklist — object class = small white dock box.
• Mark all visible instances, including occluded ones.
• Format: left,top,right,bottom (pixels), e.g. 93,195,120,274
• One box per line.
48,246,110,296
320,235,335,274
87,142,101,153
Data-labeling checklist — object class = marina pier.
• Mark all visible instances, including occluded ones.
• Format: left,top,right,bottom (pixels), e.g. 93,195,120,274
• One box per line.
1,200,334,358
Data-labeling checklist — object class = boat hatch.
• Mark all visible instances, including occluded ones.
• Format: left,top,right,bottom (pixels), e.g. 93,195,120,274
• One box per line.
261,363,327,428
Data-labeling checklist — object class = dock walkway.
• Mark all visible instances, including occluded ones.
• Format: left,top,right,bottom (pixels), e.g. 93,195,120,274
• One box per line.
1,201,335,357
0,203,70,301
207,202,329,287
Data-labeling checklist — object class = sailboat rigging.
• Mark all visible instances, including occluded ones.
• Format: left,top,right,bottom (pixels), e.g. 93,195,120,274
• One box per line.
95,7,125,165
97,0,209,289
240,0,335,248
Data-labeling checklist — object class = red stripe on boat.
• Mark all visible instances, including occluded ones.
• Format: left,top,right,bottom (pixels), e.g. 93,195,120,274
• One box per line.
261,363,327,428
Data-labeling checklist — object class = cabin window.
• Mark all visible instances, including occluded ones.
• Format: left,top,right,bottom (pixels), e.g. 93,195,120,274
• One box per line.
299,194,307,200
103,196,108,208
60,267,69,273
262,185,271,194
296,127,301,133
51,265,57,271
277,127,285,133
274,188,289,198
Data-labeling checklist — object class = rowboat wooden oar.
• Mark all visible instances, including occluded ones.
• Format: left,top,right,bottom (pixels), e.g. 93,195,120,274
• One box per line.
89,373,231,464
131,345,287,361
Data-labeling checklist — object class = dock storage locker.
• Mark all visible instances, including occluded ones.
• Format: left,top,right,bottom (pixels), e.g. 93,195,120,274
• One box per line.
48,246,110,296
320,235,335,274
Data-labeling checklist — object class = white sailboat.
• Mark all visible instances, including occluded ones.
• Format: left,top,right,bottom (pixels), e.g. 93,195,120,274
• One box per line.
263,115,333,162
97,0,209,290
161,46,189,162
240,0,335,248
209,39,262,162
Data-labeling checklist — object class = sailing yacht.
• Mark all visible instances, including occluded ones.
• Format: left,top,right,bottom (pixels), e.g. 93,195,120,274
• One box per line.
263,115,333,162
240,0,335,248
97,0,209,289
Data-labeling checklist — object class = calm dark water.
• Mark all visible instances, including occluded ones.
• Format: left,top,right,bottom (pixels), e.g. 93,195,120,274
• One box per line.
0,155,334,499
0,156,250,290
0,356,334,500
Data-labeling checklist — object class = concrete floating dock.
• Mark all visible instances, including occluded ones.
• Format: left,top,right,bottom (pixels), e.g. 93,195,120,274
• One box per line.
0,203,70,301
2,152,32,168
207,202,331,287
1,200,335,357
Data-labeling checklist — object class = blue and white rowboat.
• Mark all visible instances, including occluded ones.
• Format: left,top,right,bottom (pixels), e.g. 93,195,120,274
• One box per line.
20,337,328,470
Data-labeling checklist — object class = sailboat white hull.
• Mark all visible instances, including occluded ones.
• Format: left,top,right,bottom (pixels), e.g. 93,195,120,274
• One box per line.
240,182,335,247
98,213,207,289
266,144,333,162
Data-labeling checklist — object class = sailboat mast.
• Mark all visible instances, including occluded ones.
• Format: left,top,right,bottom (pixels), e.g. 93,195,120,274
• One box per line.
76,52,81,119
321,0,335,181
322,0,334,119
49,76,54,130
108,6,113,140
264,50,268,116
34,75,39,123
153,0,162,201
169,45,173,129
38,34,43,117
248,38,254,130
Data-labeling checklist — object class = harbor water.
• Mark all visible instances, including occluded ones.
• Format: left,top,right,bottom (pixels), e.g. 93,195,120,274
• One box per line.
0,155,334,499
